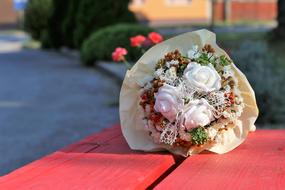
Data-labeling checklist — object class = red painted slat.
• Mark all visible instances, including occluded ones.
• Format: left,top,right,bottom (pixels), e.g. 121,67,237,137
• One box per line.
0,125,176,190
155,130,285,190
0,125,121,184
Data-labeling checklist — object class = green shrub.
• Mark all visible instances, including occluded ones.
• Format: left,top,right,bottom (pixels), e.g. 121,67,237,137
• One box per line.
62,0,81,48
43,0,70,49
80,24,154,66
24,0,52,40
74,0,136,48
40,29,52,49
232,41,285,124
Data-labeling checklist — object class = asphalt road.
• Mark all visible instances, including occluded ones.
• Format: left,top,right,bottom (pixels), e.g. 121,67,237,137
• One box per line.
0,41,120,175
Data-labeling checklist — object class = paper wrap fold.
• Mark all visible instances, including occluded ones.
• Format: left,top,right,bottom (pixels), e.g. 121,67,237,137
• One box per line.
119,29,259,156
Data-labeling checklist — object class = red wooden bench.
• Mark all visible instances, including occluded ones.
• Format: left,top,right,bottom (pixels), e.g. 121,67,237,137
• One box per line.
0,125,285,190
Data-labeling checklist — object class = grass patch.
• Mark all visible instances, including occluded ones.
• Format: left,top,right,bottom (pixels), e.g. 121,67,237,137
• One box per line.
22,39,41,49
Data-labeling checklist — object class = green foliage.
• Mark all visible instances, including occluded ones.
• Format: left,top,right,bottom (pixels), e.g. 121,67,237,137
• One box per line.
74,0,136,48
189,127,208,145
177,63,188,77
196,52,211,66
24,0,52,40
40,29,52,49
43,0,70,49
232,41,285,124
80,24,154,66
62,0,81,48
219,55,232,66
196,53,232,67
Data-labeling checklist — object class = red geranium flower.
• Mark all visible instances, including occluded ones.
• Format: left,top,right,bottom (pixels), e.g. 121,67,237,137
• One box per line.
130,35,146,47
112,47,128,62
148,32,163,44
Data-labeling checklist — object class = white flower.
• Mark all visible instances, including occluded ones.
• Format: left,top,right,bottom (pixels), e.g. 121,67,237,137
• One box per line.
159,67,178,85
154,84,182,122
165,67,177,78
224,85,231,93
187,45,201,59
183,99,214,130
154,68,164,78
207,127,218,140
223,65,233,78
183,62,221,92
166,60,179,68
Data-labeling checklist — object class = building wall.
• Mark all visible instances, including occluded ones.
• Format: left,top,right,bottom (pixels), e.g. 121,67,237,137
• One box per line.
214,0,277,22
0,0,278,28
130,0,277,25
129,0,211,26
0,0,18,25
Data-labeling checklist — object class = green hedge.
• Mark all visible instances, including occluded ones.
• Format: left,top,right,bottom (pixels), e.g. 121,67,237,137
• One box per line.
24,0,52,40
41,0,70,49
40,0,135,49
80,24,154,66
74,0,136,48
62,0,81,48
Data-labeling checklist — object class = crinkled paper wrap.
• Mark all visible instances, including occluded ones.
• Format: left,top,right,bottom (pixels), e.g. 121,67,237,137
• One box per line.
119,29,259,156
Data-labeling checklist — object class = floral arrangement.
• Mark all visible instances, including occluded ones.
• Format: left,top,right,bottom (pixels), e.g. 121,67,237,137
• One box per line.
119,30,258,156
139,45,243,149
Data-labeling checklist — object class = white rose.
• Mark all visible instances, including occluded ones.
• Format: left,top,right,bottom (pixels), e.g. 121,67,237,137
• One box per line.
184,62,221,92
154,84,182,122
183,99,214,130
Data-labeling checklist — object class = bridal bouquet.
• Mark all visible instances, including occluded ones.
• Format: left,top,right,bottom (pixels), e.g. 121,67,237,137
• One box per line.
120,30,258,156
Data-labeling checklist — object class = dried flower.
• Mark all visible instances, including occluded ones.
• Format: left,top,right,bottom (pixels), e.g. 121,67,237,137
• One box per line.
202,44,215,53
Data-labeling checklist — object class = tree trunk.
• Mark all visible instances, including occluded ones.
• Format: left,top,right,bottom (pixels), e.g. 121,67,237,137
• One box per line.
209,0,216,31
274,0,285,39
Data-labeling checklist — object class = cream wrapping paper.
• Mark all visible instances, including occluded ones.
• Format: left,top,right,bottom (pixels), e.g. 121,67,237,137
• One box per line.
119,29,259,156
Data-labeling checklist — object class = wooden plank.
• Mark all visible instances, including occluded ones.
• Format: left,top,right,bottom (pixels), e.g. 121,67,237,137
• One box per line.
0,125,121,184
155,130,285,190
0,125,176,190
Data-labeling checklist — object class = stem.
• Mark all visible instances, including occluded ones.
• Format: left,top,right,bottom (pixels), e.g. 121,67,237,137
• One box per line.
123,60,132,69
136,46,146,54
140,48,146,54
121,56,132,69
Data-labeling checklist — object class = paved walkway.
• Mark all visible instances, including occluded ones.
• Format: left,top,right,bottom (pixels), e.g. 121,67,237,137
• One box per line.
0,33,120,176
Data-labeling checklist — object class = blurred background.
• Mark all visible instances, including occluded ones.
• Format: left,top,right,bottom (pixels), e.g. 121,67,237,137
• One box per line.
0,0,284,176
